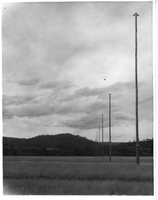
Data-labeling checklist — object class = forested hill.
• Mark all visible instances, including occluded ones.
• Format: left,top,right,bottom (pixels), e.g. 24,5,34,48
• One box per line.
3,133,153,156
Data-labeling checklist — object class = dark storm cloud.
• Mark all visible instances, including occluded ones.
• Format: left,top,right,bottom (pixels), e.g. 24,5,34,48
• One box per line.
3,104,49,119
18,78,40,86
3,108,14,119
3,81,150,121
113,112,135,127
62,106,135,130
62,115,102,130
86,101,121,114
74,87,105,98
3,94,36,106
61,81,137,102
10,78,40,86
40,80,73,90
3,98,105,119
61,110,134,130
3,101,83,119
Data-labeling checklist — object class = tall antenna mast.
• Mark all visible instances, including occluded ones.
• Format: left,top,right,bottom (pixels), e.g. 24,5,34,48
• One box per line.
99,124,100,156
133,12,140,164
96,131,98,142
101,114,104,159
99,124,100,143
109,93,112,162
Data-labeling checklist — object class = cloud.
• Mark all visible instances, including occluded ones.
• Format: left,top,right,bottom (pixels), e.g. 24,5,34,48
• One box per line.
6,78,40,86
60,81,143,103
3,108,14,119
3,94,35,106
61,110,135,131
61,112,134,130
3,81,152,125
3,103,53,119
2,2,153,141
40,80,73,90
3,101,82,119
62,115,101,130
17,78,40,86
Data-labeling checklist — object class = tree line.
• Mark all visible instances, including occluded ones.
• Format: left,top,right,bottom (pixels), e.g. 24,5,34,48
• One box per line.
3,134,153,156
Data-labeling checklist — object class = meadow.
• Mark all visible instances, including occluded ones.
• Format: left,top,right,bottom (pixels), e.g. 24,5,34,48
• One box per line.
3,156,153,195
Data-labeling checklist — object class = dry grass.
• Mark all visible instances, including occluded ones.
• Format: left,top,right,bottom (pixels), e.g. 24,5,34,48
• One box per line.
3,156,153,195
3,179,153,195
3,155,153,163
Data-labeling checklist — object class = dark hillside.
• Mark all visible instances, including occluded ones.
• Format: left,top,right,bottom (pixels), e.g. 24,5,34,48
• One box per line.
3,134,99,156
3,134,153,156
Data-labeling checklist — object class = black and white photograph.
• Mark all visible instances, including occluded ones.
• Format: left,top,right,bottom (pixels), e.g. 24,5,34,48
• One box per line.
2,1,154,195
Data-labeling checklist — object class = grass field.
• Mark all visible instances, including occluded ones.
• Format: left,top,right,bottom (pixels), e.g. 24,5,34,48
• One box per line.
3,156,153,195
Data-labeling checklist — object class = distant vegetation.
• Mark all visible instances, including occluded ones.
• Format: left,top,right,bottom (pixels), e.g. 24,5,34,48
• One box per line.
3,133,153,156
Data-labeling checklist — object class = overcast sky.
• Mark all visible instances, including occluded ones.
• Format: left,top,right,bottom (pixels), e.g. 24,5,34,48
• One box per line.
2,2,153,142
